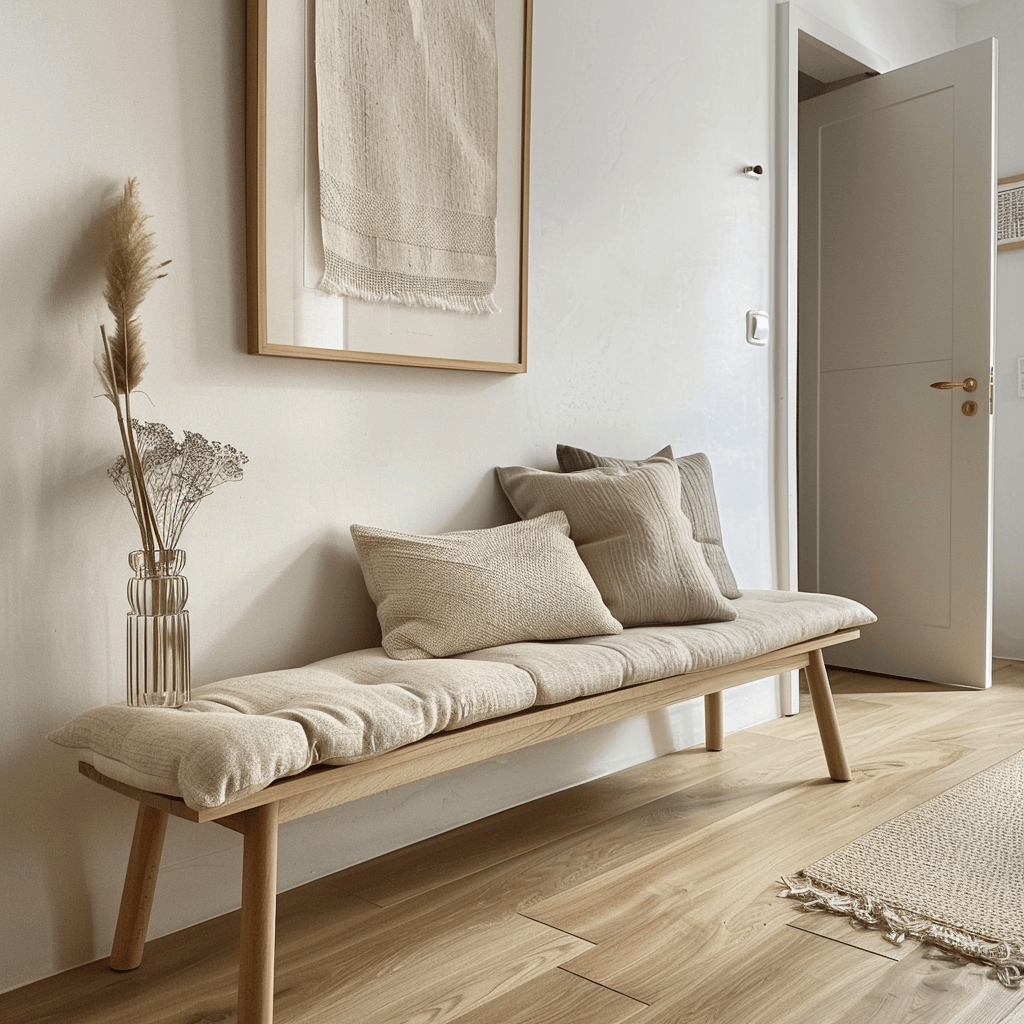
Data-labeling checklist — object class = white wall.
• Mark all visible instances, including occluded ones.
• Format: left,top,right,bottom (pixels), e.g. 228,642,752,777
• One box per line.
795,0,956,64
0,0,957,994
956,0,1024,659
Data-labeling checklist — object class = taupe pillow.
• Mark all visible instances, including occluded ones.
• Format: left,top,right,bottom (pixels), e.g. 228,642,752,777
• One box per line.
350,511,622,660
496,459,737,628
556,443,741,599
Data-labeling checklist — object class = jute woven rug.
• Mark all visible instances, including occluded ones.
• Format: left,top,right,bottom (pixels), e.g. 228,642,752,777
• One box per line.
780,750,1024,986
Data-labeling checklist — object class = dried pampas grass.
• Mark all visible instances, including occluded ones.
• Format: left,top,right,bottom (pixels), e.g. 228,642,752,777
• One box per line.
97,177,168,402
97,178,170,560
95,178,245,565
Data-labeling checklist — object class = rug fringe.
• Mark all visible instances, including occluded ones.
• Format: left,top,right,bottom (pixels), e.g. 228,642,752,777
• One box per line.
779,875,1024,988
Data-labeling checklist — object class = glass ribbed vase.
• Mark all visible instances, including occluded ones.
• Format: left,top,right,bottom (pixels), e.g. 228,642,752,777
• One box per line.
126,549,190,707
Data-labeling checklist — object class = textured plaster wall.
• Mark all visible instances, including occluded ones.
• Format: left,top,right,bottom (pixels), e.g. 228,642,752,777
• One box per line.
0,0,956,993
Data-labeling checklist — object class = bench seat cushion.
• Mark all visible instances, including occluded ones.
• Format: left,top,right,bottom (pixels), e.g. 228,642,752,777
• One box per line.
49,590,874,811
457,590,876,703
50,652,539,811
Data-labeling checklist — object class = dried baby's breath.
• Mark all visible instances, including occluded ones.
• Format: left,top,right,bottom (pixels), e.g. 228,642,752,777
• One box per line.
109,422,249,551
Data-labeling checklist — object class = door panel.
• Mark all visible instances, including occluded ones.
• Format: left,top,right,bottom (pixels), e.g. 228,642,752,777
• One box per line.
819,88,953,373
799,39,996,688
819,361,952,629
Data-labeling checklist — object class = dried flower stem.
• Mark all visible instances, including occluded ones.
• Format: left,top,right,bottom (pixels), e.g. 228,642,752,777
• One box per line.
100,325,163,557
96,179,170,563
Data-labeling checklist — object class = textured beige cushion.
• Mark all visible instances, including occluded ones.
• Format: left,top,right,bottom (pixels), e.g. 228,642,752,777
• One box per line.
48,648,539,809
556,443,741,599
496,459,737,628
48,589,876,810
458,589,877,704
350,510,622,660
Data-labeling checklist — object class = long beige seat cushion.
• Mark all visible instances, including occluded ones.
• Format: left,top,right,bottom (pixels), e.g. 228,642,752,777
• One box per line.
49,590,874,811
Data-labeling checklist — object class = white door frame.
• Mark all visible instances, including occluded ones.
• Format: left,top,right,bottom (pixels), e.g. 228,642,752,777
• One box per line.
772,4,888,712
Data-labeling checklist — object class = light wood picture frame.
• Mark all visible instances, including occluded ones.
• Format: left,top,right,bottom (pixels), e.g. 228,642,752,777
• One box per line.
998,174,1024,252
246,0,531,372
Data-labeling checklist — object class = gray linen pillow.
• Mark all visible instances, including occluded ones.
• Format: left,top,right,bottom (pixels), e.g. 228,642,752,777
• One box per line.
496,459,737,628
556,443,741,599
350,511,622,660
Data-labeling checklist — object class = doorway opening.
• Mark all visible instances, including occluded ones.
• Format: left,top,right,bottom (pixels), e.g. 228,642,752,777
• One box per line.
772,5,888,711
776,5,997,690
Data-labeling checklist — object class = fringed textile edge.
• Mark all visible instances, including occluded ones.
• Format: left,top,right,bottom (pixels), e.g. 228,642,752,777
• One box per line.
319,249,500,316
779,874,1024,988
318,271,500,315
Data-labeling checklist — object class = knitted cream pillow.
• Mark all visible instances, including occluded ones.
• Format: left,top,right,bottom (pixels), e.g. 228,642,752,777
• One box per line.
351,510,622,660
556,443,741,599
496,459,737,628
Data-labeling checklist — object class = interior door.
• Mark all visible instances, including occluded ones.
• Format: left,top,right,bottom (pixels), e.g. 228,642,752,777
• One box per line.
798,39,997,688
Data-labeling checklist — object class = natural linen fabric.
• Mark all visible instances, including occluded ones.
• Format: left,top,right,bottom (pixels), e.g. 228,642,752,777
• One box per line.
497,459,737,627
350,511,622,660
315,0,499,313
51,650,539,810
458,589,876,704
48,590,876,810
781,749,1024,987
556,443,741,599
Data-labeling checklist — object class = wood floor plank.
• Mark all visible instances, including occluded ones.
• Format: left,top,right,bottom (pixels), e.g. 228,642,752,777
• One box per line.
749,691,894,743
903,701,1024,749
530,735,1011,934
448,968,648,1024
327,729,789,907
787,912,916,961
997,996,1024,1023
319,732,842,926
844,945,1024,1024
537,739,1022,1003
817,698,981,760
0,881,591,1024
827,667,966,693
271,916,593,1024
0,879,377,1024
574,887,1024,1024
632,921,885,1024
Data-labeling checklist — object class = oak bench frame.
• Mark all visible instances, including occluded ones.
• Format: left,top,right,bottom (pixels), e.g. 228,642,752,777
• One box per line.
80,628,859,1024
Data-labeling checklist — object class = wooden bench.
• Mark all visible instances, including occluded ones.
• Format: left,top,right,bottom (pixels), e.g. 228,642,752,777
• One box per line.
82,627,859,1024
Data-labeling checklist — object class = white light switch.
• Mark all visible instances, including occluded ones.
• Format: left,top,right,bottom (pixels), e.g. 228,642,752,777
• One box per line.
746,310,770,346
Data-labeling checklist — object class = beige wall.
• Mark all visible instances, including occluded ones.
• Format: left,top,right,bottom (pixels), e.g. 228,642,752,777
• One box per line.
0,0,957,993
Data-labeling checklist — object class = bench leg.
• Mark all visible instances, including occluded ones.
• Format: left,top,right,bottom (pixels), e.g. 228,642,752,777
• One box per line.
237,802,280,1024
110,802,168,970
704,691,724,751
804,648,852,782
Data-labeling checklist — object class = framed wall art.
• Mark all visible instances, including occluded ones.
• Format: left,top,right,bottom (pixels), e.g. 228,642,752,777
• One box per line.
246,0,532,372
998,174,1024,252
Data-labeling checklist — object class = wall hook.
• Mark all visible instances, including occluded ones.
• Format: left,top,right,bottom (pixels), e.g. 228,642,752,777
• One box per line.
743,165,763,178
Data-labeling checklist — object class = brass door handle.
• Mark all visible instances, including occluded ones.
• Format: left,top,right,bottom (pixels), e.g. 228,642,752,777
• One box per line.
930,377,978,392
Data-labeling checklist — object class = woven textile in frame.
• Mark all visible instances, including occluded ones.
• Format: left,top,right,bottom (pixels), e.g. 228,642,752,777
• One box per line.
315,0,499,314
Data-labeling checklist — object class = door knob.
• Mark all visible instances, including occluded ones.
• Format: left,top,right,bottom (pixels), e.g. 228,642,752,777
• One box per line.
930,377,978,392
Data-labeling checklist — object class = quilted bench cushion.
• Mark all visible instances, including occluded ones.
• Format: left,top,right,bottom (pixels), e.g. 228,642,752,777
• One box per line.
457,590,876,703
48,590,874,811
50,652,539,810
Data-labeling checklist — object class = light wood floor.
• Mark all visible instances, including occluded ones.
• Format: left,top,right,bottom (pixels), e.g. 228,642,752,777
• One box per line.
7,661,1024,1024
